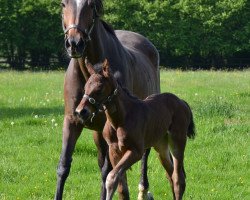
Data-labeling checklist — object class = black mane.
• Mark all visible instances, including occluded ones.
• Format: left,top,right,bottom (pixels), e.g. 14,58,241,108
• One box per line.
95,0,104,16
117,81,140,101
100,20,117,38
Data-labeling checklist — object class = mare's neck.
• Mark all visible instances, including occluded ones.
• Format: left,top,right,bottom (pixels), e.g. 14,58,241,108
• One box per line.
84,19,112,64
104,85,135,129
78,19,113,80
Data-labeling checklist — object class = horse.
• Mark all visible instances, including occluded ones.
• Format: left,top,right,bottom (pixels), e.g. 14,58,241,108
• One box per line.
75,60,195,200
55,0,160,199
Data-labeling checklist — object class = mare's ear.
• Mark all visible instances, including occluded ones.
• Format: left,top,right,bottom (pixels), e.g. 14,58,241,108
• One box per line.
85,57,96,75
102,58,111,77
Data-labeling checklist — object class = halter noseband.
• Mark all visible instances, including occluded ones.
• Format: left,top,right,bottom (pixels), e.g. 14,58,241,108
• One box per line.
83,85,119,122
64,3,98,43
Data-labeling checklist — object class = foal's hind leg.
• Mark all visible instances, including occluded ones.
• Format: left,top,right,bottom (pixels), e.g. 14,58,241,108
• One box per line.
169,129,187,200
154,141,175,197
138,148,153,200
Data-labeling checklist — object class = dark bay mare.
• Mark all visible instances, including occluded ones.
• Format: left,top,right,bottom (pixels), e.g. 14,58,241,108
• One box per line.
55,0,160,199
76,60,195,200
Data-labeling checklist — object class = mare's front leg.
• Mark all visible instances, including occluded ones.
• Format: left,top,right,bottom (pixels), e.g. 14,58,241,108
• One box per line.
55,59,84,200
106,148,143,200
93,131,113,200
55,116,83,200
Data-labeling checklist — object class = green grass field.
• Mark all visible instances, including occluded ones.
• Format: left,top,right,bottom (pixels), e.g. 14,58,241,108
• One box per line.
0,70,249,199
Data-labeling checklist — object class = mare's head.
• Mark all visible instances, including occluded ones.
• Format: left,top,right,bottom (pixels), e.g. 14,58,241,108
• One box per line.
75,59,117,122
61,0,103,58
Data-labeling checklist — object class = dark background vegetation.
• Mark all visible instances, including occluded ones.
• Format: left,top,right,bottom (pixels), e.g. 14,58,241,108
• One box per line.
0,0,249,70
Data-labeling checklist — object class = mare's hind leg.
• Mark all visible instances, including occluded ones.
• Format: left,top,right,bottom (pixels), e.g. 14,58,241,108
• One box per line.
55,116,83,200
169,129,187,200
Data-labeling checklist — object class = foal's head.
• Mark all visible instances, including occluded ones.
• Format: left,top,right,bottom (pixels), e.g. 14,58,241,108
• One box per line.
75,59,117,122
61,0,103,57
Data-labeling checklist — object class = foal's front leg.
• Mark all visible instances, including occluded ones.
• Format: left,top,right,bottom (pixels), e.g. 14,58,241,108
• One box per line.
106,149,143,200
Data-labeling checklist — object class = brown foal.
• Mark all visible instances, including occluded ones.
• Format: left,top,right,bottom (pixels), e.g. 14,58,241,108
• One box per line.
76,60,195,200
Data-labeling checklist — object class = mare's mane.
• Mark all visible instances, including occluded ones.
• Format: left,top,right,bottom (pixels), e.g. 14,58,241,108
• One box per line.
95,0,117,39
100,20,117,39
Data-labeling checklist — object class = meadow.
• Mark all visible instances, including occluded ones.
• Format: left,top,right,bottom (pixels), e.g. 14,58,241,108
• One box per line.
0,70,249,199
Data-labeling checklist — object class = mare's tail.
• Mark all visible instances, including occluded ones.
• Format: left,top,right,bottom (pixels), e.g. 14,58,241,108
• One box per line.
187,111,195,139
183,100,196,139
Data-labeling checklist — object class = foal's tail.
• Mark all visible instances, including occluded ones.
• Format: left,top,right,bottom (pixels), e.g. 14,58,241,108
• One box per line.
183,100,196,139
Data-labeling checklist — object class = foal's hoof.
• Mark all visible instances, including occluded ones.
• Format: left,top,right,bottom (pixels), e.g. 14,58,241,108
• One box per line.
147,191,154,200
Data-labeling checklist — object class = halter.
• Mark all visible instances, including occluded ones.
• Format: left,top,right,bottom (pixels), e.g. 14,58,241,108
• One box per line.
83,84,119,122
64,3,98,44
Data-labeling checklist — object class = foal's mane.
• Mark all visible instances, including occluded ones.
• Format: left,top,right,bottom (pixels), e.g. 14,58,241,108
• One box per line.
117,81,139,101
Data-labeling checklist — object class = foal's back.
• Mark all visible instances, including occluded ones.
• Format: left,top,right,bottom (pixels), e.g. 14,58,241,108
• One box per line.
126,93,192,148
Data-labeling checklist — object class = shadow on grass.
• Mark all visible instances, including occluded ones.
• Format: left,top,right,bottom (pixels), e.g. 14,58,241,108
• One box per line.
0,106,64,120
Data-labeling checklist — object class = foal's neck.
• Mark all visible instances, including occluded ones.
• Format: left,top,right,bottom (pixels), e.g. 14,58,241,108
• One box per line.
104,84,135,129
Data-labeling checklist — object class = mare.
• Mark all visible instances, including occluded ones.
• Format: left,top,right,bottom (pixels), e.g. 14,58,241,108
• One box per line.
55,0,160,199
75,60,195,200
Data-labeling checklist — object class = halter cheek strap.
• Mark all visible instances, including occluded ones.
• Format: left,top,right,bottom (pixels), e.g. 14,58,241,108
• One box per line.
63,4,97,42
64,19,95,42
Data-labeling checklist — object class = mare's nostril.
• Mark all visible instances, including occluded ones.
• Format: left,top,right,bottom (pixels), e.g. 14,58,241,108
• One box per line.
65,37,77,49
77,38,84,49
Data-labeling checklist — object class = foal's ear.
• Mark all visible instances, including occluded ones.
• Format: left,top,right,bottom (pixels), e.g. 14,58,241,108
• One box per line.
85,57,96,75
102,58,111,77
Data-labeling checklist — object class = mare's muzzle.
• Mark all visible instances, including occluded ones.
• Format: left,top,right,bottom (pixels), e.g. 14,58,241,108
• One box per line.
65,35,85,58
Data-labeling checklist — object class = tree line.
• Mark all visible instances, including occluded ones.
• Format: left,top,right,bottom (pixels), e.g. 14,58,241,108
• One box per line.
0,0,249,70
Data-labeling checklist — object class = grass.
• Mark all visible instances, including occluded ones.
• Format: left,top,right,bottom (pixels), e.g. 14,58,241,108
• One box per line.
0,70,249,199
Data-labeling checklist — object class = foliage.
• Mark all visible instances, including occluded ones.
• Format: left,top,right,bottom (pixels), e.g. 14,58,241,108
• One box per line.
0,70,249,199
104,0,250,67
0,0,62,69
0,0,249,69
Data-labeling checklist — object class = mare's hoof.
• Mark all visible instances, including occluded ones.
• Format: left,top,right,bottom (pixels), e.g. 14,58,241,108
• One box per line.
147,191,154,200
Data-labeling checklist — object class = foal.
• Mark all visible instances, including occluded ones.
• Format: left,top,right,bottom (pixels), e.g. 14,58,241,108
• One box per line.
76,60,195,200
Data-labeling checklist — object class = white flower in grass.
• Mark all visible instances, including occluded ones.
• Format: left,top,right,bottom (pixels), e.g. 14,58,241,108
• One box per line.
11,122,14,126
55,123,58,127
34,115,38,118
51,119,55,123
195,93,198,96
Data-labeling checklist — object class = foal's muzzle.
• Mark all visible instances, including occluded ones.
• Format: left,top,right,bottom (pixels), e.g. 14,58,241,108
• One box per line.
75,107,91,123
